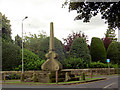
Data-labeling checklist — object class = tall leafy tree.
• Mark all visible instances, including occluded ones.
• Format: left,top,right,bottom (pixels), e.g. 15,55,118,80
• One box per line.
0,12,2,30
24,32,47,55
2,41,21,71
15,34,22,48
101,37,112,51
90,37,107,63
2,14,12,42
63,2,120,30
105,27,117,41
63,31,88,51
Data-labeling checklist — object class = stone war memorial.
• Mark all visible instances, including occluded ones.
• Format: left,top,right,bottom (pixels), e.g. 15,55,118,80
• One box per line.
23,22,78,83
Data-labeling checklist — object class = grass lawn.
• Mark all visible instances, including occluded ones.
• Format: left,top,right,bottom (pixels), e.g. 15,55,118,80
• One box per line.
2,77,105,85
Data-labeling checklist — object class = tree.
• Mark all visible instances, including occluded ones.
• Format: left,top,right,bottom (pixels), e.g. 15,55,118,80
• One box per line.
63,31,88,51
24,32,47,55
38,37,66,65
107,41,120,64
69,37,91,67
90,37,107,63
101,37,112,51
15,34,22,48
14,49,45,71
2,13,12,42
105,27,117,41
2,41,21,71
63,2,120,30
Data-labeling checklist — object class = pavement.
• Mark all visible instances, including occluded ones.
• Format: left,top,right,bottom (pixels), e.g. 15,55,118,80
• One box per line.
1,75,120,89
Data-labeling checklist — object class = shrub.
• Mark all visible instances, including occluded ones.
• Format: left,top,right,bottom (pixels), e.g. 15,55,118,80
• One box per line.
90,61,118,68
107,41,120,64
90,37,107,63
69,37,91,67
81,72,85,80
2,41,21,71
5,74,20,80
90,61,107,68
64,58,89,69
38,37,66,65
14,49,45,71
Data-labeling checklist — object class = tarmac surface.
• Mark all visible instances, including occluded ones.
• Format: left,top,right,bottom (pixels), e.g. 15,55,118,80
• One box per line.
1,75,120,89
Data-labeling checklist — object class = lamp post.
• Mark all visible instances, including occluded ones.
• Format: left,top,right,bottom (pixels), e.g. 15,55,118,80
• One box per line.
22,16,28,74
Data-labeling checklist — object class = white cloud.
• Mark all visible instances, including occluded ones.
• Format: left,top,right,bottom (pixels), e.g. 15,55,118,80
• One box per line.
1,0,114,44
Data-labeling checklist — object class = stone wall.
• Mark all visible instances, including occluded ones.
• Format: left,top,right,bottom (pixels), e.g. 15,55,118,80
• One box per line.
1,68,119,81
61,68,117,75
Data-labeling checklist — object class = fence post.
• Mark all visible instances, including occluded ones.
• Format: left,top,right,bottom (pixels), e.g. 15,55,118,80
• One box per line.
4,72,6,82
90,69,92,78
56,70,58,84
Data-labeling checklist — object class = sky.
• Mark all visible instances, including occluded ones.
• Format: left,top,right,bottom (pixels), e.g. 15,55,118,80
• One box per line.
0,0,118,44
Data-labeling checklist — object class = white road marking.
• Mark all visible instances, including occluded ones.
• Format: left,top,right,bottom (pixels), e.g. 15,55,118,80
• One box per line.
104,83,115,88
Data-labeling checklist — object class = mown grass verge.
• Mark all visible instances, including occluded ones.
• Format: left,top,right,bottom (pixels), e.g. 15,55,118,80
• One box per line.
2,77,106,85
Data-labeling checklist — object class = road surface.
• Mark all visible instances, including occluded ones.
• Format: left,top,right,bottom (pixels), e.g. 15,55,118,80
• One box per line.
1,75,119,89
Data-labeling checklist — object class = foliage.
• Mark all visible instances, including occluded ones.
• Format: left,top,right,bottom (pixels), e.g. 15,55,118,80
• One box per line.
81,72,85,80
69,37,91,66
63,31,88,51
107,41,120,64
90,61,119,68
14,49,45,71
15,34,22,48
5,74,20,80
38,37,66,65
90,37,107,63
90,61,107,68
0,12,2,29
2,14,12,42
24,32,47,55
63,2,120,29
101,37,112,50
2,41,21,71
64,58,89,69
105,27,117,41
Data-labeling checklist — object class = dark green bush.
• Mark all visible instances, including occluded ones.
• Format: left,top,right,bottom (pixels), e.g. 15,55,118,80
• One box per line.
38,37,66,65
90,37,107,63
81,72,85,80
90,61,118,68
5,74,20,80
64,58,89,69
90,61,107,68
14,49,45,71
107,41,120,64
2,41,21,71
69,38,91,67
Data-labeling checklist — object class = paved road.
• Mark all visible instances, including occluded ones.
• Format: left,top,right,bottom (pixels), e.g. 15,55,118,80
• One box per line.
1,75,119,89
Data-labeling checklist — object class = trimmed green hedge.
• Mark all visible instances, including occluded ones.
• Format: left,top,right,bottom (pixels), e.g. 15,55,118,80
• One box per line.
107,41,120,64
90,37,107,63
90,61,118,68
64,58,89,69
69,38,91,67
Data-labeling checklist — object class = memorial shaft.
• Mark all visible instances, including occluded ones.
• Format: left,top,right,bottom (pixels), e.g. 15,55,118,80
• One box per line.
50,22,55,51
41,22,62,71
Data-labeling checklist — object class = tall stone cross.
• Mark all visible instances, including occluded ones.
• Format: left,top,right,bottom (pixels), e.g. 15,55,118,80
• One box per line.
41,22,62,72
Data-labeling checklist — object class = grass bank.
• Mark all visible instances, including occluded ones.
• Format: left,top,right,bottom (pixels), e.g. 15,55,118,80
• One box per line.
2,77,106,85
